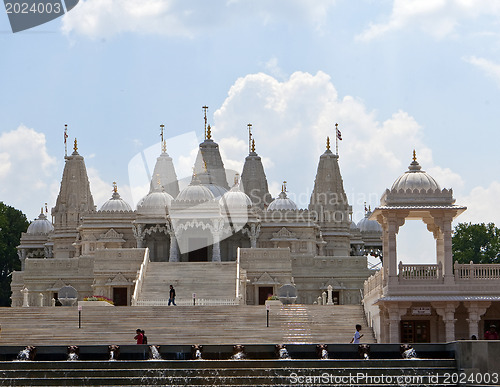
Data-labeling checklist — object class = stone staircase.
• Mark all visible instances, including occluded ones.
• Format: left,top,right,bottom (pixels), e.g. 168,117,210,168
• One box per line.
136,262,239,305
0,305,374,346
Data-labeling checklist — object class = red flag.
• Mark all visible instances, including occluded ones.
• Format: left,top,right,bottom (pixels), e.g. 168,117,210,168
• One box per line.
336,127,342,141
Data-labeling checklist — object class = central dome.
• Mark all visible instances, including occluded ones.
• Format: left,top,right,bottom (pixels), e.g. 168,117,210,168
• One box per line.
100,188,132,212
27,211,54,235
267,189,298,211
391,153,440,192
137,189,174,215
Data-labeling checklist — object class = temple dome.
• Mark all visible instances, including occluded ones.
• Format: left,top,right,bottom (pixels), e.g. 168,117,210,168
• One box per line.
100,189,132,212
27,211,54,235
358,214,382,233
350,220,359,230
137,189,174,215
391,155,440,192
267,190,298,211
219,182,252,210
175,179,215,203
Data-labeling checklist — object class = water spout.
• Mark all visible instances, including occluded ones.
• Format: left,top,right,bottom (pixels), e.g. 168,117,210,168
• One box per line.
67,346,79,361
317,344,329,360
149,345,162,360
276,344,291,360
400,344,418,359
358,344,370,360
108,345,120,361
231,345,246,360
16,346,36,361
191,345,203,360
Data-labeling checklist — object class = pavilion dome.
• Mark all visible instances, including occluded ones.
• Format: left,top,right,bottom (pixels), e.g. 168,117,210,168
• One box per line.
350,220,359,230
137,189,174,215
100,188,132,212
391,153,440,193
27,211,54,235
358,213,382,233
267,190,298,211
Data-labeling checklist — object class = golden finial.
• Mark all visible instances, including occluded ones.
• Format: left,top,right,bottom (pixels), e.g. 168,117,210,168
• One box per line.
160,124,166,153
45,203,48,213
413,149,417,162
202,105,208,139
192,167,197,178
64,124,68,157
326,136,330,150
113,181,117,193
73,138,78,152
247,123,252,154
207,124,212,140
40,206,44,215
203,160,208,172
251,139,255,153
282,180,287,193
156,174,162,189
234,173,240,186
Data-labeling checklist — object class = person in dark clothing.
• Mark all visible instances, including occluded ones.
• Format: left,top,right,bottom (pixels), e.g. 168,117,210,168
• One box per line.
168,285,176,306
134,328,144,344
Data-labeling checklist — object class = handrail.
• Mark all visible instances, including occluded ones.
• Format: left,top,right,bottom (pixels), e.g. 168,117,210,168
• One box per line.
454,262,500,280
131,248,150,306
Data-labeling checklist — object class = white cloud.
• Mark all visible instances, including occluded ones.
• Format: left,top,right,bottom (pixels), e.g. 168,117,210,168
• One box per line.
213,71,459,215
0,125,58,220
457,181,500,225
463,56,500,87
357,0,500,41
61,0,337,38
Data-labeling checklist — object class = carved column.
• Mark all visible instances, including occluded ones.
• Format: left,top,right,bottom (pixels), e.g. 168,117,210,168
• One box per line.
442,215,455,285
17,250,27,271
327,285,333,305
133,224,145,248
168,232,179,262
248,223,260,248
464,301,491,340
386,302,411,343
433,302,459,342
21,287,29,307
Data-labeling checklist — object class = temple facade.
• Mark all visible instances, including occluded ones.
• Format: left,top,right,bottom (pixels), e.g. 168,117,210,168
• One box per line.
12,119,382,308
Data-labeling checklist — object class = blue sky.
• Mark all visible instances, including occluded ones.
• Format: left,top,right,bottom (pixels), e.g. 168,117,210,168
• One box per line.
1,0,500,263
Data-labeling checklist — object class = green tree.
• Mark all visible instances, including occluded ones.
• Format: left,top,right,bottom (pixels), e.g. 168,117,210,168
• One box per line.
0,202,29,306
452,222,500,264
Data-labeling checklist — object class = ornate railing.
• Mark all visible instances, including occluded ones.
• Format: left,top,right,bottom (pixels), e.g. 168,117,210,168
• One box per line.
454,262,500,280
364,269,384,296
131,248,150,306
134,298,239,306
398,262,442,281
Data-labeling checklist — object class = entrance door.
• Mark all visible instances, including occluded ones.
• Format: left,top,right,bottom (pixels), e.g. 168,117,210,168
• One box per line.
188,246,209,262
401,320,430,343
332,291,340,305
258,286,274,305
113,287,128,306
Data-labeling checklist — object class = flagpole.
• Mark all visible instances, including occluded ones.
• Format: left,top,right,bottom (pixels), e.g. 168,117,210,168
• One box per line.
335,123,339,156
64,124,68,157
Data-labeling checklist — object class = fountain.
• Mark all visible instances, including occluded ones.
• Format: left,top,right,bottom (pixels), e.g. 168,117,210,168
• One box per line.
16,346,36,361
400,344,419,359
316,344,329,359
278,284,297,305
58,286,78,307
231,345,246,360
67,346,79,361
191,345,203,360
276,344,291,360
108,345,120,361
358,344,370,360
148,345,162,360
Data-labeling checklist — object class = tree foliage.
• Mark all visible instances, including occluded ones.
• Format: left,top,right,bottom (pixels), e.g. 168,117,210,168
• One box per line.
0,202,29,306
452,222,500,264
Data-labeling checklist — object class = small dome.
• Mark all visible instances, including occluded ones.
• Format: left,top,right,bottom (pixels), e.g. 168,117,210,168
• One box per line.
175,179,215,203
391,153,440,192
358,213,382,233
27,211,54,235
267,191,298,211
100,189,132,212
350,220,359,230
219,183,252,211
137,189,174,215
204,184,227,200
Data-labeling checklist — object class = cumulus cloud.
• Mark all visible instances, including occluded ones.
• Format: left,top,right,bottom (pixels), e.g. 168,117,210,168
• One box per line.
61,0,336,38
0,125,58,220
457,181,500,225
213,70,447,217
357,0,500,41
463,56,500,87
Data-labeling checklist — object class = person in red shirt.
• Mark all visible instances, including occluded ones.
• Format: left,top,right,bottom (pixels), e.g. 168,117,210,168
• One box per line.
484,325,498,340
134,328,144,344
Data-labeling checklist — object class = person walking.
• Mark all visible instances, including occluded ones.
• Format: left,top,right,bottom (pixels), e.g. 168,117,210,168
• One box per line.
350,324,364,344
168,285,176,306
484,325,498,340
